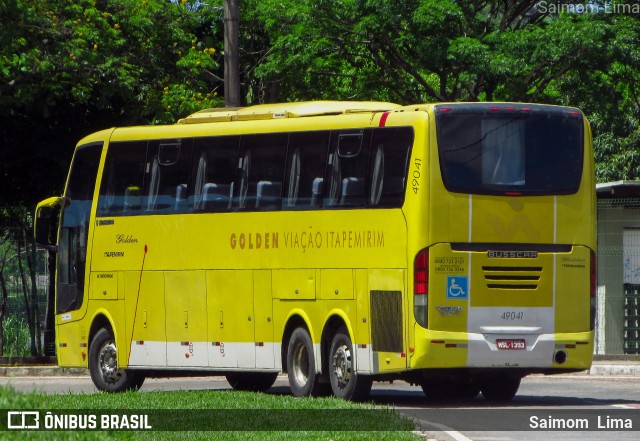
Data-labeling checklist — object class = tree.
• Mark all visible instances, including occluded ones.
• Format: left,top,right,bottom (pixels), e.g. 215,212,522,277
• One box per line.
0,207,40,356
0,231,11,356
3,0,640,199
0,0,224,207
243,0,640,181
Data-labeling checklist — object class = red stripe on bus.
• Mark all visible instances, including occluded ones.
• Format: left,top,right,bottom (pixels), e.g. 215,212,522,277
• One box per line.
379,112,390,127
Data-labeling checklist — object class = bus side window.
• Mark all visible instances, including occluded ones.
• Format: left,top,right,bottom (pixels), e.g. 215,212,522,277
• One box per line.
235,134,288,211
325,130,372,208
98,141,147,216
190,136,239,212
367,127,413,207
284,131,330,210
143,139,193,214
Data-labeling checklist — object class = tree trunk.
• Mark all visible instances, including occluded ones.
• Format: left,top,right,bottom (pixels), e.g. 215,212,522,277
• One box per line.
224,0,241,107
16,236,36,355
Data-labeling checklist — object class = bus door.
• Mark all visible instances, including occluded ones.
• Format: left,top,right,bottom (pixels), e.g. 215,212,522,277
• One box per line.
57,144,103,317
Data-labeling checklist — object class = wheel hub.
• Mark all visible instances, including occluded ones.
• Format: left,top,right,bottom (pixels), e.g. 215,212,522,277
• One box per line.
98,342,120,384
292,343,309,386
332,345,352,386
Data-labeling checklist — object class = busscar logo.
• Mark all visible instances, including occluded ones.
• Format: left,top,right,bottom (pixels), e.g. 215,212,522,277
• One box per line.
7,411,40,429
488,250,538,259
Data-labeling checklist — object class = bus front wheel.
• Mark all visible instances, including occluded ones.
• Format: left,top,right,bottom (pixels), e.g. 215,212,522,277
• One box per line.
328,327,372,401
89,328,144,392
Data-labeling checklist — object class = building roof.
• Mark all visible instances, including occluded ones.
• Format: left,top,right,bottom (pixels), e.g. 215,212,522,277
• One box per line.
596,181,640,198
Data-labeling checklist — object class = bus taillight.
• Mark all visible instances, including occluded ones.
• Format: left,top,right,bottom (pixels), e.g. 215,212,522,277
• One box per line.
590,249,597,331
414,249,429,328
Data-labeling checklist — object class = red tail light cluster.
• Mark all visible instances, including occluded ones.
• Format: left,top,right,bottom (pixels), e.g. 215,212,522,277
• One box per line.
414,249,429,295
414,249,429,329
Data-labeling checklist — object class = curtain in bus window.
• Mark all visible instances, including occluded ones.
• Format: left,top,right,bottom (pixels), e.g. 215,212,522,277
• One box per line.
284,131,330,209
190,136,239,212
143,139,193,214
367,127,413,207
235,134,287,211
481,119,525,186
97,141,147,216
436,107,583,195
325,130,371,208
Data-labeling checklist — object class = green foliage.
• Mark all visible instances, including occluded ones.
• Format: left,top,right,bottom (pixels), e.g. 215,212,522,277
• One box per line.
1,314,31,357
236,0,640,181
0,205,43,357
3,0,640,202
0,0,223,120
0,0,224,206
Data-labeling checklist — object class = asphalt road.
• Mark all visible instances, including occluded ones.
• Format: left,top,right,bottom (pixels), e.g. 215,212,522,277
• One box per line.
2,373,640,440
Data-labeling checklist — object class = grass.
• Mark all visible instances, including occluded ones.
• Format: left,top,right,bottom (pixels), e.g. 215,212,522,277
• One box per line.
1,314,31,357
0,385,421,440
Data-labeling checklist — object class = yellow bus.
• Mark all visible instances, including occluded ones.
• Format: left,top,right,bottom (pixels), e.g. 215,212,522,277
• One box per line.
35,101,595,401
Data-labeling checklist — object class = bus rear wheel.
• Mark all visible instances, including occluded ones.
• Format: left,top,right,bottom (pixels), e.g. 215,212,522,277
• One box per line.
421,378,479,402
89,328,144,392
480,375,521,401
328,327,372,401
420,379,449,401
226,372,278,392
286,327,329,397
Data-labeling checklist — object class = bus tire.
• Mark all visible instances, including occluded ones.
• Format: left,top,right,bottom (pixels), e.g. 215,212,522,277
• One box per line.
287,327,320,397
88,328,144,393
226,372,278,392
328,327,372,401
480,376,521,401
422,378,479,402
452,380,480,401
420,379,449,401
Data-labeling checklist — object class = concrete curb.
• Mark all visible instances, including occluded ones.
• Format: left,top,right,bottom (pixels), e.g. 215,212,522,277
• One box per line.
588,362,640,376
0,366,88,377
1,362,640,377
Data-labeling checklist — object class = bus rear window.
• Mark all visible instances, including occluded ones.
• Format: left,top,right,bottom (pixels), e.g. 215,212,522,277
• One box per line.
435,105,583,195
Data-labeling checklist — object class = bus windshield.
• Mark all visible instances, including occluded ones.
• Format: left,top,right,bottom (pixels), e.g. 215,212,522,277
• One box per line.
436,104,583,196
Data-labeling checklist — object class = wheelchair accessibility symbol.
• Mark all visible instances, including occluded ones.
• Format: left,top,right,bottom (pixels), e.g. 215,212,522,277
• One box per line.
447,276,468,299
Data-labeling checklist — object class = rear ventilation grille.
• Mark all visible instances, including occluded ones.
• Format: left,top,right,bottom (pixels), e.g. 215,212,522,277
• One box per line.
370,290,403,352
482,266,542,290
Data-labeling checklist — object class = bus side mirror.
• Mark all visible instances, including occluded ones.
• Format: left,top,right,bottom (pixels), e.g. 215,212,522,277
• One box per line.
35,197,64,249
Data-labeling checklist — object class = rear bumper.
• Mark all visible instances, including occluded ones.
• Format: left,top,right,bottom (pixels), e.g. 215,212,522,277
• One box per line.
411,329,593,372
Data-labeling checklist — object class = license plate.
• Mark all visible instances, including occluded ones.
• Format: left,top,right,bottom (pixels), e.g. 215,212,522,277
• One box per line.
496,339,526,350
